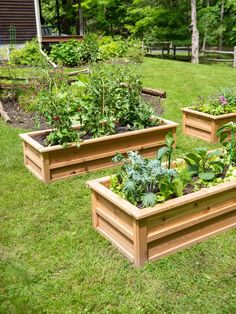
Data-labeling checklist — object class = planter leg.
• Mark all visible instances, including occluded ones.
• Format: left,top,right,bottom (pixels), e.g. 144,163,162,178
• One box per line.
91,192,99,228
133,220,148,267
41,152,50,184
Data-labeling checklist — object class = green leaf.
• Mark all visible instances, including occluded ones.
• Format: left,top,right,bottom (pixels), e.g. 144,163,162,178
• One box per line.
165,132,175,148
141,193,156,207
157,146,169,161
172,178,184,197
199,172,215,181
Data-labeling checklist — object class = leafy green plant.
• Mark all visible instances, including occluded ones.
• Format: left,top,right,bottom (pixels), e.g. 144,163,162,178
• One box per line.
183,147,224,181
98,36,128,60
50,39,82,66
9,39,48,67
34,78,83,146
111,151,179,207
217,121,236,165
80,64,161,138
157,132,175,169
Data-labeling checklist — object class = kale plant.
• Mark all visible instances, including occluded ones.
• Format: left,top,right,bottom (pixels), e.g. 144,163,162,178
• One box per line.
111,151,184,208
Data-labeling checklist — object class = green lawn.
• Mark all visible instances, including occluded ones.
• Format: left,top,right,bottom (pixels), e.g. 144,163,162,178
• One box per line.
1,59,236,313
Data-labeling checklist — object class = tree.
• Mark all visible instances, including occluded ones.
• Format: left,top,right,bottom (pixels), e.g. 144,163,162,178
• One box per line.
190,0,199,64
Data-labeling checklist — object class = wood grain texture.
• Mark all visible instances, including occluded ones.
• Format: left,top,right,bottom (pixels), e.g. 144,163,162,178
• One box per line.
182,108,236,143
20,119,177,183
87,176,236,266
0,0,37,44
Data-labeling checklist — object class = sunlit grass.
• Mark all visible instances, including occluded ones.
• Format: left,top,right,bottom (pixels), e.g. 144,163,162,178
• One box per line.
0,59,236,313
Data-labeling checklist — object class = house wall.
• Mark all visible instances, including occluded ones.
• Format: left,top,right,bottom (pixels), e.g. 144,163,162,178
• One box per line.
0,0,38,45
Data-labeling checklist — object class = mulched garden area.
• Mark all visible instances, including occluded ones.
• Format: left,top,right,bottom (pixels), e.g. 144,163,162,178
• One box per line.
1,99,48,130
0,94,164,131
141,93,164,116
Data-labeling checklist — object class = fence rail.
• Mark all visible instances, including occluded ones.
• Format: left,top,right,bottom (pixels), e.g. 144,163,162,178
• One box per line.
143,42,236,68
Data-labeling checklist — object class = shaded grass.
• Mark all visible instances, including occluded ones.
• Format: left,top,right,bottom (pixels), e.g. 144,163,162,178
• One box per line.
1,59,236,313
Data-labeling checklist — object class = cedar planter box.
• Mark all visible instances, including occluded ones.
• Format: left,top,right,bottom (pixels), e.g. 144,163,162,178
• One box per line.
182,108,236,143
19,119,177,183
87,177,236,267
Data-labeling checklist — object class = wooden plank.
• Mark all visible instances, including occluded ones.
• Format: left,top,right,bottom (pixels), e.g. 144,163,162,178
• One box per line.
142,87,166,98
96,207,133,240
133,220,148,266
0,101,11,123
148,210,236,262
49,140,166,169
91,191,99,229
147,201,236,243
97,216,134,260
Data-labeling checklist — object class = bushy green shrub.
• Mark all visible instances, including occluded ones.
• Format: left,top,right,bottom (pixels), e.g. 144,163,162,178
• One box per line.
9,39,48,66
49,35,143,66
50,39,82,66
80,34,100,63
98,36,128,60
50,35,100,66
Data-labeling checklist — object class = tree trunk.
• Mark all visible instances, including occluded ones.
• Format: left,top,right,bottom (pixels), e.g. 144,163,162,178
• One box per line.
202,0,210,50
190,0,199,64
219,0,224,49
78,0,84,36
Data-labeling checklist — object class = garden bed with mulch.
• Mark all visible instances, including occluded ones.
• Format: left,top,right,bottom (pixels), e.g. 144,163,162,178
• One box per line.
0,94,164,131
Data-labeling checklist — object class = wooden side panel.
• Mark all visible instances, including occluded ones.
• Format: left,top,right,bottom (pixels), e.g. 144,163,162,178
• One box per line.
146,188,236,262
184,111,212,142
23,142,43,181
185,113,212,132
96,194,134,239
49,146,166,181
147,189,236,241
47,126,176,182
48,127,174,165
183,110,236,143
91,191,135,262
148,210,236,261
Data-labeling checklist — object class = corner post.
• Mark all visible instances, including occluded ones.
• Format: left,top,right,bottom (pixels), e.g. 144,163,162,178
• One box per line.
41,152,50,183
133,219,147,267
91,191,99,228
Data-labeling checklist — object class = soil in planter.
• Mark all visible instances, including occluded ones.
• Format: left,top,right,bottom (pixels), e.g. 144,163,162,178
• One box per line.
1,99,49,130
31,123,160,147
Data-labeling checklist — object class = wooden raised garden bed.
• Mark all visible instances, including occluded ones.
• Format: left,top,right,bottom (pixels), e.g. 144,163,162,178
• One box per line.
182,108,236,143
87,177,236,267
20,119,177,183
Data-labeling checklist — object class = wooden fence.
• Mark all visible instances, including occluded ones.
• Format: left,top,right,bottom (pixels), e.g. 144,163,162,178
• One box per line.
144,42,236,68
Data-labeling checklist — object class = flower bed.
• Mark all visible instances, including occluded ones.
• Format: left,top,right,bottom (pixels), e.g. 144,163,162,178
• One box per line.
20,119,177,183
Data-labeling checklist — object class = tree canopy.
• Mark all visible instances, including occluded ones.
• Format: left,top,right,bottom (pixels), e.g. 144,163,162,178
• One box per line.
41,0,236,47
